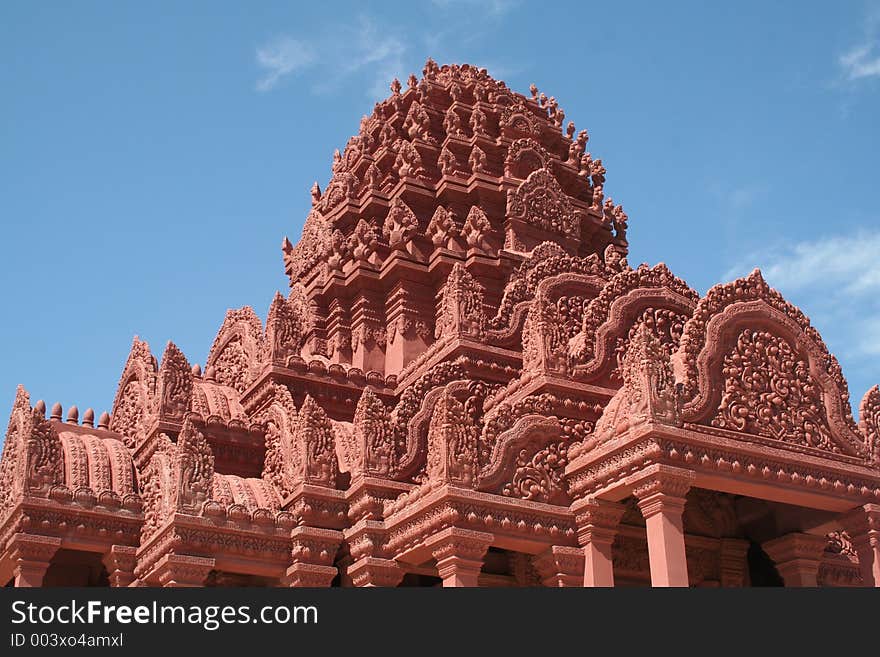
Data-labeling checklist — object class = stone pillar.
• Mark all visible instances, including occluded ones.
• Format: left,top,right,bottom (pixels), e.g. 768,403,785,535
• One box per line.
841,503,880,587
426,528,493,588
351,294,386,374
719,538,750,587
283,527,342,588
384,283,432,374
571,497,626,587
762,533,827,587
630,464,695,587
153,554,215,587
9,534,61,587
347,558,404,587
532,546,585,587
102,545,138,588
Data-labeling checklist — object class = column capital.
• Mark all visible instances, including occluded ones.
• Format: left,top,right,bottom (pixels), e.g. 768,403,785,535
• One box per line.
839,504,880,587
841,503,880,537
425,528,493,587
284,526,342,587
763,533,827,587
425,527,494,563
629,465,695,519
533,546,584,587
719,538,750,587
283,563,339,587
8,533,62,563
347,557,404,587
8,534,61,587
153,554,215,587
102,545,138,588
570,497,626,547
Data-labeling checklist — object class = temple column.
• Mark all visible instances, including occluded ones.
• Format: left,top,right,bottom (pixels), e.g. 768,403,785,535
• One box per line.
426,528,493,588
533,546,585,587
102,545,138,588
384,283,432,374
841,503,880,587
571,497,625,587
719,538,751,587
630,464,695,587
153,554,215,587
762,533,827,587
351,294,386,374
282,527,342,588
9,534,61,587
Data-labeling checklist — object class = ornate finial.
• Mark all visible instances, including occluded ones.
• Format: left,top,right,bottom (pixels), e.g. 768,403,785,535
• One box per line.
82,408,95,428
310,181,321,206
529,83,538,100
67,405,79,424
205,365,217,382
566,121,575,139
34,399,46,417
407,74,418,89
191,363,202,377
390,77,402,95
50,402,62,420
282,236,293,254
98,411,110,430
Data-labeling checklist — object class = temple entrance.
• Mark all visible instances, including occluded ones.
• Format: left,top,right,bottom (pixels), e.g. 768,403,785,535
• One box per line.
42,550,109,587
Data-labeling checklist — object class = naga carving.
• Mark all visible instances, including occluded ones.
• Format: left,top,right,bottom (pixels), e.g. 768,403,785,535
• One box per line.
435,263,486,341
859,386,880,465
592,324,681,445
156,341,193,421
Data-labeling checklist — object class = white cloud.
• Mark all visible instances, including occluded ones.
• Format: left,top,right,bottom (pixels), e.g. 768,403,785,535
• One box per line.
722,229,880,402
255,37,316,92
254,6,521,98
254,16,407,100
723,231,880,296
838,6,880,82
431,0,518,17
840,41,880,80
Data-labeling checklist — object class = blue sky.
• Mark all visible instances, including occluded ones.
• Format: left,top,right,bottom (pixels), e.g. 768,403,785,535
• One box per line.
1,1,879,428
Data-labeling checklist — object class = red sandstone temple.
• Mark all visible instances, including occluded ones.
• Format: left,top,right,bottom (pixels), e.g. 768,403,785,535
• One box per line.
2,61,879,588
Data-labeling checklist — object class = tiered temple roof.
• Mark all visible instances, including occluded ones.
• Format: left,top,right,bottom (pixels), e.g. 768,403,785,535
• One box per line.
1,60,879,588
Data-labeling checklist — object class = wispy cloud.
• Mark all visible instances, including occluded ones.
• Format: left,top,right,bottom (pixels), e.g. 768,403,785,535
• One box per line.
431,0,519,17
254,6,521,99
723,231,880,297
254,16,405,98
723,229,880,401
255,37,315,92
838,6,880,82
840,41,880,80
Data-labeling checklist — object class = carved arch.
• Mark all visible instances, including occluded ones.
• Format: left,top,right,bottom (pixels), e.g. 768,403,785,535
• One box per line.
675,269,866,459
506,168,580,239
859,386,880,466
521,272,608,375
0,387,65,521
486,242,611,346
477,413,569,505
504,138,550,179
206,306,264,394
156,341,193,421
110,337,158,447
569,263,699,383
